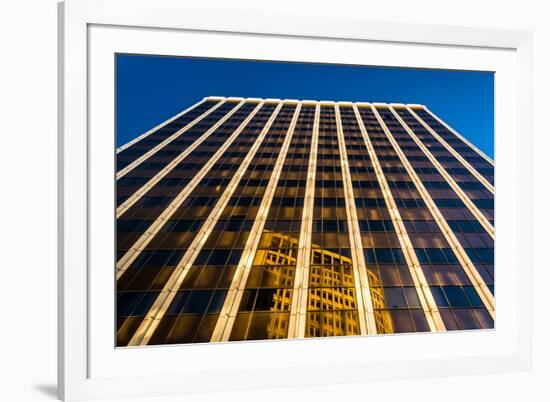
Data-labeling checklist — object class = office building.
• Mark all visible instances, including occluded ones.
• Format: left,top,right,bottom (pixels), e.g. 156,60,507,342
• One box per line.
115,96,495,346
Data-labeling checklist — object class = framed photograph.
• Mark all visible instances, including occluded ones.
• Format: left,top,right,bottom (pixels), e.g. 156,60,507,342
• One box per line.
58,0,533,400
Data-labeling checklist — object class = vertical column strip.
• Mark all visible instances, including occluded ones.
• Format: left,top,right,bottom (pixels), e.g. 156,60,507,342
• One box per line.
389,106,494,238
406,106,494,193
421,106,494,166
211,102,302,342
116,99,223,179
353,105,446,332
116,101,243,218
116,98,209,154
129,103,284,346
116,101,260,279
288,103,320,339
334,105,375,335
370,105,495,319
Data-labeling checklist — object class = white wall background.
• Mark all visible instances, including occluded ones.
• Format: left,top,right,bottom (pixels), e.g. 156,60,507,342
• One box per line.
0,0,546,401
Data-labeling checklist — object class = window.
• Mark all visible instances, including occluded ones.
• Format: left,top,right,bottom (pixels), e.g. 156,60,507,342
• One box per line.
189,196,217,207
447,220,485,233
313,219,348,232
167,290,228,315
157,177,190,186
422,181,451,189
130,250,185,269
383,288,408,308
117,219,152,232
403,220,439,233
161,219,204,233
117,292,159,316
463,286,483,307
214,219,253,232
472,199,494,209
358,220,394,232
458,182,485,190
134,196,173,207
429,286,484,309
465,248,494,264
443,286,471,307
365,248,405,264
414,248,458,265
429,286,449,307
195,249,243,266
118,177,150,186
433,198,465,208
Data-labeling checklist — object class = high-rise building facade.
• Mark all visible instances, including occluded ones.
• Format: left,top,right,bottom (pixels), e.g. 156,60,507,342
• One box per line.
116,96,495,347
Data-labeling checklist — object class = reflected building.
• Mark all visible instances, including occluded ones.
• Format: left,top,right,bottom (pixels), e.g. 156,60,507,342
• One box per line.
115,96,495,346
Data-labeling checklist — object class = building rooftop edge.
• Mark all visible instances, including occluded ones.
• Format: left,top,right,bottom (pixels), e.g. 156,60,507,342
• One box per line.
203,96,426,108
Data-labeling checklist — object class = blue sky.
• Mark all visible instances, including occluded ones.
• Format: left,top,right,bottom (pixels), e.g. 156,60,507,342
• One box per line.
116,54,494,158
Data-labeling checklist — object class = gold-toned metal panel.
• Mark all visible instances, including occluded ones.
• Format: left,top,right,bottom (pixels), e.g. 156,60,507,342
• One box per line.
334,105,375,335
389,106,494,239
116,101,243,218
370,105,495,319
128,103,283,345
353,105,446,332
211,103,302,342
116,99,223,179
406,106,494,193
288,104,320,339
117,98,207,154
418,106,494,166
116,101,257,280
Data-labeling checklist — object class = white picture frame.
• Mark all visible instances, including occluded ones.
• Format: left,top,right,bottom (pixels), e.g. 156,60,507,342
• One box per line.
58,0,533,400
